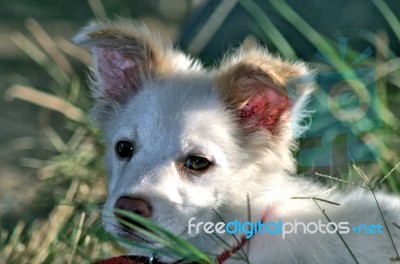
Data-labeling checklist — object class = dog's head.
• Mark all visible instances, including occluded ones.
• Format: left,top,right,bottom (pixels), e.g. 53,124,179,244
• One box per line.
74,19,313,254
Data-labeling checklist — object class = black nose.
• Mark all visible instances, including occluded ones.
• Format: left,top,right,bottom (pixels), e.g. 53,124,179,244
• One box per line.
114,196,152,229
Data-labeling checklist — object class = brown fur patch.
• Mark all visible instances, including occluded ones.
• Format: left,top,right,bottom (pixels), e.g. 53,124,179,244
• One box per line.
213,45,310,134
213,47,308,109
75,19,177,78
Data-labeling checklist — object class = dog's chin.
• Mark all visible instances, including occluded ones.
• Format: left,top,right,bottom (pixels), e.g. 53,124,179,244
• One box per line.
105,220,194,261
112,227,190,262
115,229,155,244
116,231,184,263
114,228,184,247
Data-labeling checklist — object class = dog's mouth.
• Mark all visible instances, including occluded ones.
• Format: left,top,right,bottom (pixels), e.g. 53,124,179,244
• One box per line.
105,213,189,246
113,222,188,247
105,220,155,244
115,223,156,244
116,228,154,244
113,213,155,241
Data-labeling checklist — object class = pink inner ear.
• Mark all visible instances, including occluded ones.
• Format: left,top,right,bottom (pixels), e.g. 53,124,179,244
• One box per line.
95,47,138,101
238,87,290,131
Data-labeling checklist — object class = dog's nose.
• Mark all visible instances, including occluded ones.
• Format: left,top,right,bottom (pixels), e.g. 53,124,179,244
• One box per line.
114,197,152,229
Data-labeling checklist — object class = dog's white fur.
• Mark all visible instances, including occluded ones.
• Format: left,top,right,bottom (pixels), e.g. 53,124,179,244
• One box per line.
74,20,400,263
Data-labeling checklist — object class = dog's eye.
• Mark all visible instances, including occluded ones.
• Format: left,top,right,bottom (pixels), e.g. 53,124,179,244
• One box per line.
185,156,210,171
115,141,134,159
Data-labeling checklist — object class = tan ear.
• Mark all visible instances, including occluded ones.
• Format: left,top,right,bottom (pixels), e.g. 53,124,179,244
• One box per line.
73,19,169,103
214,46,313,136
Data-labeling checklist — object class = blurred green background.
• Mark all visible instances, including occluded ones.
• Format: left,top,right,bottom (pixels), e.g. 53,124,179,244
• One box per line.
0,0,399,263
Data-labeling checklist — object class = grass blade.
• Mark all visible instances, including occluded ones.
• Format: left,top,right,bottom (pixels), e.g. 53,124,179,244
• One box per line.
4,85,85,123
239,0,296,58
372,0,400,43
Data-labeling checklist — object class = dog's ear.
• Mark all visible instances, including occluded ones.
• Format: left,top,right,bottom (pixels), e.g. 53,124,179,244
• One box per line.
73,20,168,104
214,47,314,138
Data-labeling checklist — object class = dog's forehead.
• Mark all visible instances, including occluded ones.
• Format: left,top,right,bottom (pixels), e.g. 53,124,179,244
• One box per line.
124,75,227,134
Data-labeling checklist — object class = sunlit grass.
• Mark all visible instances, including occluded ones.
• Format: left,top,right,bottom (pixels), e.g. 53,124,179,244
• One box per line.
1,16,118,263
1,0,400,263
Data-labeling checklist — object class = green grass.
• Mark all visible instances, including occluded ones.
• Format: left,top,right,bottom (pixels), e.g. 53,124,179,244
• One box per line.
1,0,400,263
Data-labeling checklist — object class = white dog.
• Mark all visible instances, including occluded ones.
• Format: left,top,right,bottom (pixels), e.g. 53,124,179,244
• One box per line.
74,20,400,264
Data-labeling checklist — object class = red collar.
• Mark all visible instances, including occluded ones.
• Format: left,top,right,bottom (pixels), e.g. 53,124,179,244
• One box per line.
93,212,268,264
